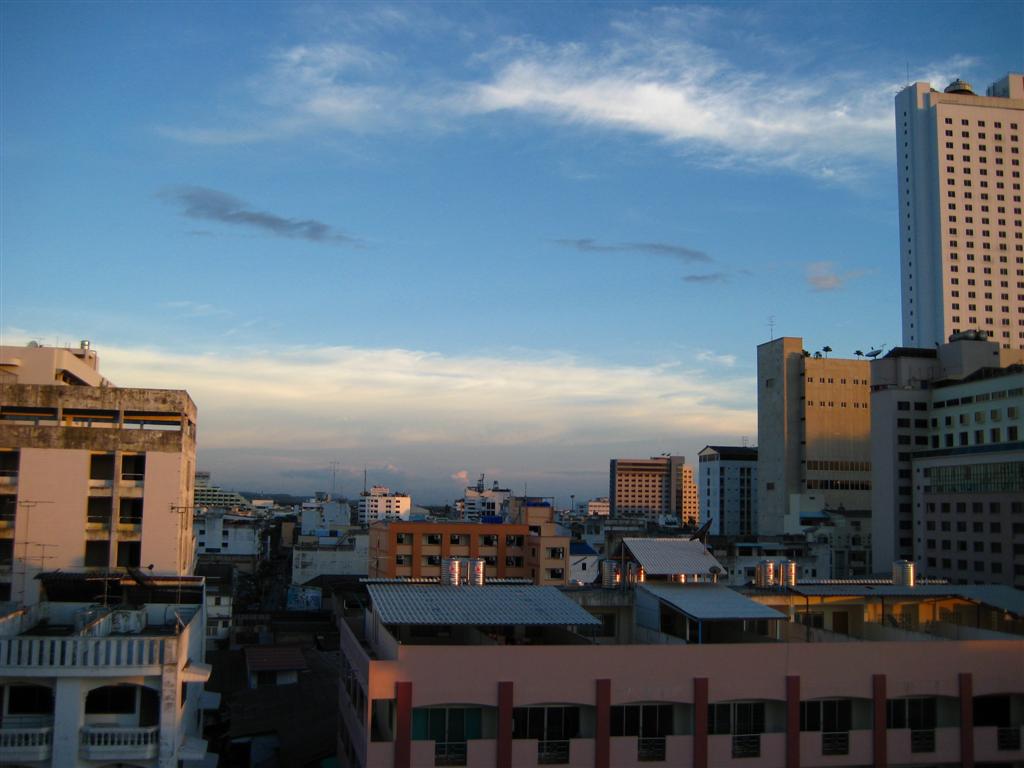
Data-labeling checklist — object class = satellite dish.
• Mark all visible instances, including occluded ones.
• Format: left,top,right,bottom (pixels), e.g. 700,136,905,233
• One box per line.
866,349,883,359
689,518,713,542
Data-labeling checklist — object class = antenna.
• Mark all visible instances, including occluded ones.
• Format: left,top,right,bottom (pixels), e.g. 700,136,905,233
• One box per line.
363,465,367,495
329,460,340,498
16,499,54,602
767,315,776,340
906,61,910,87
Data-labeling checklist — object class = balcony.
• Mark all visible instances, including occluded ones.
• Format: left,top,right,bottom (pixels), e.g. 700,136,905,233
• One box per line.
80,725,159,761
0,727,53,763
0,635,171,672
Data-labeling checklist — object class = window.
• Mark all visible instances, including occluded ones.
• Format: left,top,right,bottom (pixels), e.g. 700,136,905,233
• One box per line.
85,685,138,714
117,541,141,568
708,702,765,735
89,453,115,481
800,699,852,732
84,540,109,567
87,496,113,524
8,685,54,715
119,497,144,525
121,453,146,481
886,698,937,730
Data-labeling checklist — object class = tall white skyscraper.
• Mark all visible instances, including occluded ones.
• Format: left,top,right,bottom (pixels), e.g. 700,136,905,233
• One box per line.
896,74,1024,350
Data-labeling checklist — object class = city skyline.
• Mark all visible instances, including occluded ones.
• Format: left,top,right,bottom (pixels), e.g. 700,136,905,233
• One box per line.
2,2,1021,502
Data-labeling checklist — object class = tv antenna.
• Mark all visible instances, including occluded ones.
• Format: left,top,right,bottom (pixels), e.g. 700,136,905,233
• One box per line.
17,499,53,601
767,316,776,340
329,460,341,498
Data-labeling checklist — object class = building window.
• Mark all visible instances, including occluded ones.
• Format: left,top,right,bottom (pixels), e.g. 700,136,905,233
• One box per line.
117,541,141,568
84,540,109,567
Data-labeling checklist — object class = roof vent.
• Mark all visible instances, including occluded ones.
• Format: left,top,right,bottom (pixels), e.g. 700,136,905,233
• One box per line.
944,79,975,95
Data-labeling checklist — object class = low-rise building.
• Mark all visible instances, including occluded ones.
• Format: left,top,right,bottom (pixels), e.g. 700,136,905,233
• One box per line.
0,572,211,767
292,530,369,585
357,486,411,525
336,574,1024,768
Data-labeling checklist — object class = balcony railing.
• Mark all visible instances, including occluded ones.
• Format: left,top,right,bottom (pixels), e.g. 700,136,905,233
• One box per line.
638,736,666,762
0,635,170,669
732,734,761,758
537,739,570,764
998,726,1022,751
910,729,935,753
80,725,159,761
822,731,849,755
0,727,53,762
434,741,467,766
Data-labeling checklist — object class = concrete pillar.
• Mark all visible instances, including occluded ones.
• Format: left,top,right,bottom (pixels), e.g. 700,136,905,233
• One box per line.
694,677,708,768
595,678,610,768
786,675,800,768
872,674,887,768
959,672,974,768
394,681,412,768
497,681,513,768
51,677,84,767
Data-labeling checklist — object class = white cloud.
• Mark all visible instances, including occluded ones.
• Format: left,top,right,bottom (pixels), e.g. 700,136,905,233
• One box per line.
156,10,979,179
696,350,737,367
806,261,865,292
450,470,469,482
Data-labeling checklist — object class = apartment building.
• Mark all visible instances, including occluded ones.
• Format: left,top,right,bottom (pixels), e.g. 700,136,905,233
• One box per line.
0,572,211,767
357,486,411,525
369,519,569,586
458,474,513,521
193,471,251,511
757,338,872,537
896,74,1024,350
610,456,698,526
0,341,197,604
335,575,1024,768
697,445,757,536
871,332,1024,584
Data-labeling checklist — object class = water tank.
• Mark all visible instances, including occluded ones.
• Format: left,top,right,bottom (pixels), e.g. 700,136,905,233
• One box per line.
441,558,461,586
779,561,798,587
601,560,617,588
467,557,485,586
754,560,776,588
892,560,916,587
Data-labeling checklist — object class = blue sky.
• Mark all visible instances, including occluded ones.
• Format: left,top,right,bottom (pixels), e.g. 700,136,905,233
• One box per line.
2,2,1021,503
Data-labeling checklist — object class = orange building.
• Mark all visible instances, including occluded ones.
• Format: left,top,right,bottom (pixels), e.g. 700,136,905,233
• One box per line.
368,517,569,586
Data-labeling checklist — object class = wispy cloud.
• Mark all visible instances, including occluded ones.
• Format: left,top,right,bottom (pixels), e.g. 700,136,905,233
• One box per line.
555,238,710,262
683,272,730,284
163,301,230,318
696,350,737,367
806,260,864,292
160,186,359,245
155,9,979,179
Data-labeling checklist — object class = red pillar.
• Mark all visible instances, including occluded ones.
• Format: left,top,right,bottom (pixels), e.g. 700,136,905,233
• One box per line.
872,674,887,768
497,681,513,768
394,681,412,768
694,677,708,768
595,678,610,768
960,672,974,768
786,675,800,768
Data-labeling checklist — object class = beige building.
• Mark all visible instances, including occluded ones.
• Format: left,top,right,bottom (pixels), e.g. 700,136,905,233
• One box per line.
896,73,1024,350
870,331,1024,584
609,455,697,525
757,338,872,537
0,341,198,604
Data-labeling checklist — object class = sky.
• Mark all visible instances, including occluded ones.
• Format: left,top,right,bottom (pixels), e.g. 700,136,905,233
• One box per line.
1,2,1021,504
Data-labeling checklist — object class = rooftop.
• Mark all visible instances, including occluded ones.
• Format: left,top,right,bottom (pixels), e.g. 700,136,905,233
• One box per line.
622,537,724,576
366,583,601,627
641,583,786,622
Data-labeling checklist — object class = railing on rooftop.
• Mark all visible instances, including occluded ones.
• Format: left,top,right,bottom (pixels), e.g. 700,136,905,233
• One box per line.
79,725,159,761
0,727,53,762
0,635,171,669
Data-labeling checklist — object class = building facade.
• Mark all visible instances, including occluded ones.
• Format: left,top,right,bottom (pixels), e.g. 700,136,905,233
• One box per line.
697,445,757,536
610,456,697,525
871,332,1024,584
896,73,1024,350
757,338,872,537
368,520,569,586
357,486,411,526
336,578,1024,768
0,342,198,604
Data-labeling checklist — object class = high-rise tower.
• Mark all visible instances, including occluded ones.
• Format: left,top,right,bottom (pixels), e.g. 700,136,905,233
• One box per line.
896,74,1024,350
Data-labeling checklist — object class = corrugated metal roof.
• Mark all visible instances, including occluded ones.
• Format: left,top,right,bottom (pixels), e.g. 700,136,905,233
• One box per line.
366,584,601,626
790,584,1024,616
641,583,786,621
622,538,724,576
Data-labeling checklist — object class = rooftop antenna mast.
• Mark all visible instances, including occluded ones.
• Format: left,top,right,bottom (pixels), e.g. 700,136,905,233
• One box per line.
767,315,776,340
363,466,367,495
16,499,53,602
329,460,340,498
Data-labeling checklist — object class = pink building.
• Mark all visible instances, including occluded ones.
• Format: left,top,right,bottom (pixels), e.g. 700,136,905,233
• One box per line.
336,578,1024,768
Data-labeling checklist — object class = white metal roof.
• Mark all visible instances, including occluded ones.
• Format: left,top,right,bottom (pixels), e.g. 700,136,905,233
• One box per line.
366,584,602,626
622,538,724,576
641,583,786,622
